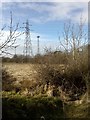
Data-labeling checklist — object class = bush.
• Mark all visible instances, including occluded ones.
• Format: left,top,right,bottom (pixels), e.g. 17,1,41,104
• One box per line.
2,92,64,120
37,58,87,100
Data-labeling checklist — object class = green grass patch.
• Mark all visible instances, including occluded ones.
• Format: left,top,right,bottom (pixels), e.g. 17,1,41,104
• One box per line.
2,91,64,120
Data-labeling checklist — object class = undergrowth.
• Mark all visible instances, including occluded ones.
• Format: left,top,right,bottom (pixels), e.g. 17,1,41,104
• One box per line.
2,91,64,120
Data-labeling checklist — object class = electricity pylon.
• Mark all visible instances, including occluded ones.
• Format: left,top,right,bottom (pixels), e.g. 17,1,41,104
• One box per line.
23,20,33,59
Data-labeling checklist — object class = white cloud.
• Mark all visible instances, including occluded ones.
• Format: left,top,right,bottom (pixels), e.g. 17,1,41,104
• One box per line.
1,2,88,24
50,3,88,23
12,2,88,23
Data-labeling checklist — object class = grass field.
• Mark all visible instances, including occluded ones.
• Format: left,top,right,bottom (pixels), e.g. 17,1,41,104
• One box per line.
3,63,65,88
3,63,38,81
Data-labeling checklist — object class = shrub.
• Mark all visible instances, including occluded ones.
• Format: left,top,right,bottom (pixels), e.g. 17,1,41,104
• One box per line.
37,58,87,100
2,92,64,120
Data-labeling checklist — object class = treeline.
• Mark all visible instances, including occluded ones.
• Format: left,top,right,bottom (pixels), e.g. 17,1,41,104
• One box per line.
2,52,66,64
2,44,88,64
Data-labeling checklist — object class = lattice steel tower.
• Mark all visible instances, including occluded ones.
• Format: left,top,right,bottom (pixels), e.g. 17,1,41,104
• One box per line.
23,20,33,58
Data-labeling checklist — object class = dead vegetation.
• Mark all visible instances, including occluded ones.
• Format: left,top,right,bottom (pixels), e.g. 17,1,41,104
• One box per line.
2,58,88,102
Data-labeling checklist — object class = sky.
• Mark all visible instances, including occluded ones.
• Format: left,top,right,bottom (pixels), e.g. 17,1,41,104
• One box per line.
0,1,88,56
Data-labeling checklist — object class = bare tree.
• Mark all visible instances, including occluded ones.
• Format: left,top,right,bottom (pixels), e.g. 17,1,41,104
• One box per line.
59,17,87,60
0,11,24,56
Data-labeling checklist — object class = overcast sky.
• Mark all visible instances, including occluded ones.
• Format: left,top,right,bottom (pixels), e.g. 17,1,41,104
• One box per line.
0,1,88,56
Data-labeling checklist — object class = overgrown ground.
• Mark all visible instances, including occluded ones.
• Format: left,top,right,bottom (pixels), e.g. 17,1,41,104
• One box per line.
2,62,90,119
2,91,64,120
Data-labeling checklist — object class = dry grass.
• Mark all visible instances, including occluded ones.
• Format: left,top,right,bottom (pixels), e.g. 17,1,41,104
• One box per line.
2,63,41,93
3,63,38,82
2,63,66,95
3,63,65,82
